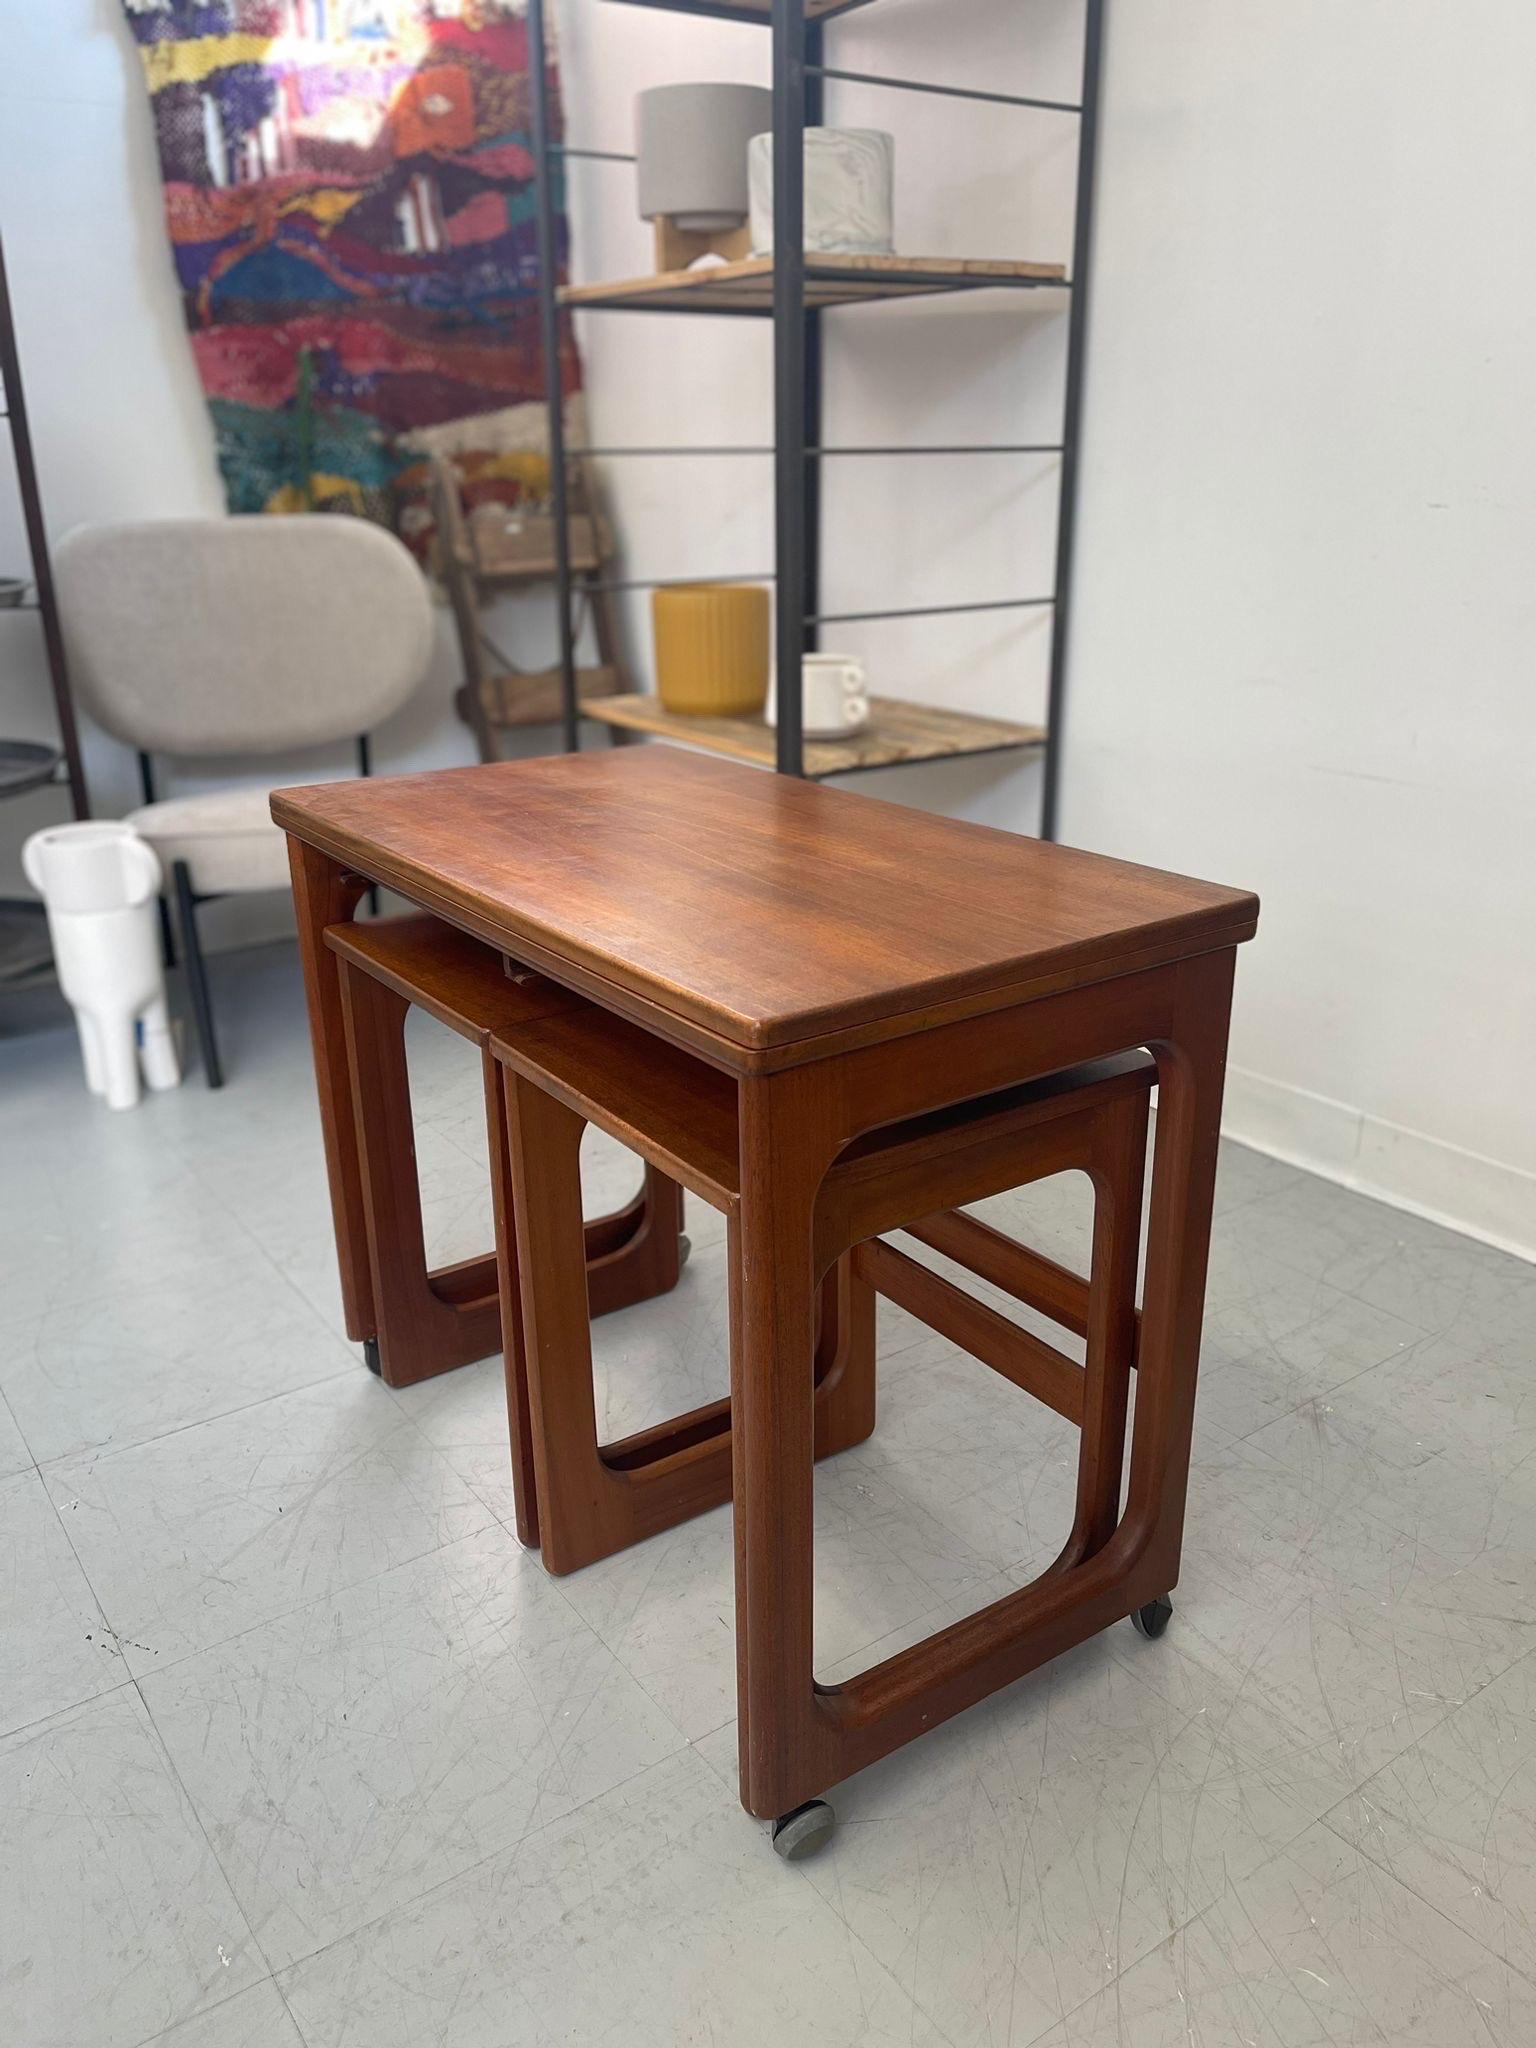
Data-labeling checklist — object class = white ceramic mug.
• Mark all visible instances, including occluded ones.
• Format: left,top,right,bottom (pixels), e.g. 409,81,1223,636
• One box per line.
768,653,870,737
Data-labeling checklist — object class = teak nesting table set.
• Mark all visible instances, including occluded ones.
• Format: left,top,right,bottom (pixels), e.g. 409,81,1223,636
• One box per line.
274,749,1258,1856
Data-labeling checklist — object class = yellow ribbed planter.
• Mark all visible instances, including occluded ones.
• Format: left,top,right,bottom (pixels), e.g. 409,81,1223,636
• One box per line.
652,583,770,717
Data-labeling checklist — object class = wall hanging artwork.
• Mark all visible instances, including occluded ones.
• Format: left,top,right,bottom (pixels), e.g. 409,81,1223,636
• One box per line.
122,0,580,551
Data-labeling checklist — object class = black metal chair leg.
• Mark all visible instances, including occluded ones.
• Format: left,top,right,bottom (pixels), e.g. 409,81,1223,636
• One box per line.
155,895,177,970
357,739,381,910
171,859,223,1089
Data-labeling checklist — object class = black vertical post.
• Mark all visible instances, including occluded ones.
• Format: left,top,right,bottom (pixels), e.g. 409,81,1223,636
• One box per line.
0,234,90,818
772,0,808,776
1040,0,1105,842
802,22,825,657
529,0,580,755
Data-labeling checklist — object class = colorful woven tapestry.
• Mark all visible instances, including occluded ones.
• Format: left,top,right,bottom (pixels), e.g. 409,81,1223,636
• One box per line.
123,0,579,548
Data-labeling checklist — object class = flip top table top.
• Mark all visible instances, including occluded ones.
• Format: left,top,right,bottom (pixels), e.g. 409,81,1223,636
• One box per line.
273,750,1257,1068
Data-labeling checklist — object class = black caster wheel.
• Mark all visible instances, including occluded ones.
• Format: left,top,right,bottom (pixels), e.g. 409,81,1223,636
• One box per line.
362,1337,383,1378
1130,1595,1173,1640
678,1234,692,1269
771,1799,836,1861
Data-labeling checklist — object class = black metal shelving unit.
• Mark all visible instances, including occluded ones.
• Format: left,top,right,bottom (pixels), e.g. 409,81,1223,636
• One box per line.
0,233,89,822
1,230,90,988
527,0,1103,832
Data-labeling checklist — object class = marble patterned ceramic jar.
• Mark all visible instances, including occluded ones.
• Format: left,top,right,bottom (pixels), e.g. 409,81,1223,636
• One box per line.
749,127,896,256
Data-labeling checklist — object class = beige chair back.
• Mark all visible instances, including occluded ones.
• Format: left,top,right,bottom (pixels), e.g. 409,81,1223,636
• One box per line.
55,516,434,757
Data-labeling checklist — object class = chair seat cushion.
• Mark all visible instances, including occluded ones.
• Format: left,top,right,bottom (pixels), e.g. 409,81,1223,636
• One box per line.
126,786,290,896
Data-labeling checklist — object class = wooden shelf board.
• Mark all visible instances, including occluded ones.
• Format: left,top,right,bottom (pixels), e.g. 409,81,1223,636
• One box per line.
582,694,1046,778
560,253,1068,317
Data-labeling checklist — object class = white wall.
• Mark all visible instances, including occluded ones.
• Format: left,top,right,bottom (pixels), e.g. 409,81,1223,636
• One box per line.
2,0,1531,1256
1066,0,1536,1255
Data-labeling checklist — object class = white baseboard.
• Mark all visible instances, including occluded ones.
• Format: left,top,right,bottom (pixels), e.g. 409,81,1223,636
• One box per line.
1221,1065,1536,1266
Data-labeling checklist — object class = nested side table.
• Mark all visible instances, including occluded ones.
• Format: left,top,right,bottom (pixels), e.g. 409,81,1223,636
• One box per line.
276,749,1257,1841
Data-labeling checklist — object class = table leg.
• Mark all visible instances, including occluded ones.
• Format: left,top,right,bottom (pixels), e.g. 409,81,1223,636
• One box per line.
1124,947,1236,1598
487,1053,540,1547
287,835,371,1341
731,1070,830,1823
727,958,1236,1823
587,1168,683,1318
1064,1089,1148,1566
334,955,505,1385
506,1065,874,1575
506,1074,602,1569
809,1249,877,1454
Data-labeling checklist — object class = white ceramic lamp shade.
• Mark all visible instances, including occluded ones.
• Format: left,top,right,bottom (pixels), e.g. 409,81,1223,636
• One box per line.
635,84,774,231
749,127,895,256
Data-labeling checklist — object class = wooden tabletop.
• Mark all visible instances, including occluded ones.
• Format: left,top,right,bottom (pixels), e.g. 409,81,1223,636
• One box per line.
273,751,1257,1065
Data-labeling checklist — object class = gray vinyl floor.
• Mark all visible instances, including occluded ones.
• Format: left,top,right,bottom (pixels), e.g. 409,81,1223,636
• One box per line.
2,941,1534,2048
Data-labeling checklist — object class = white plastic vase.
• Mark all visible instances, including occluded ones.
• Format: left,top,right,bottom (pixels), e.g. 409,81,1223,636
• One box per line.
22,822,181,1110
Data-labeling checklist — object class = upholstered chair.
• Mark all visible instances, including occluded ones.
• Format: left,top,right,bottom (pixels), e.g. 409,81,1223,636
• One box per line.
54,516,434,1086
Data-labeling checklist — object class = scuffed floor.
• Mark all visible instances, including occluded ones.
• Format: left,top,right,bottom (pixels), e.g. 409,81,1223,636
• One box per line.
2,942,1533,2047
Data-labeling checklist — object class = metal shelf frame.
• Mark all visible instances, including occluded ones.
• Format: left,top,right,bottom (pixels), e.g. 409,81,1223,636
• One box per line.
0,231,90,821
527,0,1105,828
